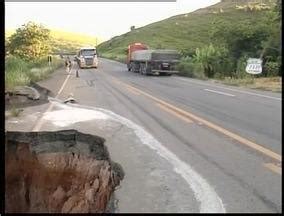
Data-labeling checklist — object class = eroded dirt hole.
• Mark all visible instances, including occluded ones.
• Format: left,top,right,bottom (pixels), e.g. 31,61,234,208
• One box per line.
5,130,124,213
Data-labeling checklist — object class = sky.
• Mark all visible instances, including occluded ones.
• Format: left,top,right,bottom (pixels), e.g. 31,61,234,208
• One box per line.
5,0,220,41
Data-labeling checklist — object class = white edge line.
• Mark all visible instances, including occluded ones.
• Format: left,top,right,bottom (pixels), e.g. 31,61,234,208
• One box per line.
56,70,72,97
175,77,281,101
48,101,226,213
32,69,72,131
204,89,235,97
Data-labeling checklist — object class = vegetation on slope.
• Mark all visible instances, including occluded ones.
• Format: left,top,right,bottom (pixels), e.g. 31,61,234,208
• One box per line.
6,27,102,55
98,1,275,57
5,22,64,90
97,0,281,91
5,22,103,90
50,29,102,54
5,55,63,91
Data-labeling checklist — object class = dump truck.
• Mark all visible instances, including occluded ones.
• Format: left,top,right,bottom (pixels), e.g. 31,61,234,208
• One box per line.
76,47,98,69
127,44,180,76
127,43,148,71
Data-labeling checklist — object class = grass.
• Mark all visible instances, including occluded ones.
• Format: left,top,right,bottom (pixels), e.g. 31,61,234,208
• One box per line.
97,0,276,59
5,55,64,91
9,106,23,117
218,76,282,92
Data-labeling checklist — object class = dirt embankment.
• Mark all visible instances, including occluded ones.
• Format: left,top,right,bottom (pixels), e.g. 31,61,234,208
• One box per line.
5,130,124,213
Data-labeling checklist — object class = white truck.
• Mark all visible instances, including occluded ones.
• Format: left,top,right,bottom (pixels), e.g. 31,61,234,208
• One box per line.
76,47,98,69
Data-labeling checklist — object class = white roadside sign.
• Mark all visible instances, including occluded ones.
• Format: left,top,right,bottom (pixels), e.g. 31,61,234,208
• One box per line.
245,58,262,74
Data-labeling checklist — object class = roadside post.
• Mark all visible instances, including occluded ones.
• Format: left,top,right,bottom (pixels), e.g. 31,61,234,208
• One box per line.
76,69,79,77
245,58,262,81
48,55,52,67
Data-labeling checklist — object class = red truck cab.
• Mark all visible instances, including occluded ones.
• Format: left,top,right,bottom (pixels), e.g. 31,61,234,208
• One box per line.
127,42,148,71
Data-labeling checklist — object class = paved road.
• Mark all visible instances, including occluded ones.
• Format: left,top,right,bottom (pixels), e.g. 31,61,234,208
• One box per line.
31,58,282,212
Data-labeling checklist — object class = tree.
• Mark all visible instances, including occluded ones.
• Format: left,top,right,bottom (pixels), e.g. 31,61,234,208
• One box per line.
261,1,282,76
130,26,135,31
8,22,51,61
211,19,269,60
210,17,271,76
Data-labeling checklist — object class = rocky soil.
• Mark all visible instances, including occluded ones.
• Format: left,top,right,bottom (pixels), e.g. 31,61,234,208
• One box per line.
5,130,124,213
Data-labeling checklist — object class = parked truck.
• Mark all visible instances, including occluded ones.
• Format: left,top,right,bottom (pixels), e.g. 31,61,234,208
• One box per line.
127,43,180,76
76,47,98,69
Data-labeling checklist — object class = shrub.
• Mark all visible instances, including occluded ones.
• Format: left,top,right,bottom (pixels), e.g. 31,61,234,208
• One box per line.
193,44,229,78
235,56,251,79
177,57,195,77
177,57,206,79
263,61,280,77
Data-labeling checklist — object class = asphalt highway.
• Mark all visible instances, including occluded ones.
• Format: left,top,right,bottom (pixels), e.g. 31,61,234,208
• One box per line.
42,58,282,212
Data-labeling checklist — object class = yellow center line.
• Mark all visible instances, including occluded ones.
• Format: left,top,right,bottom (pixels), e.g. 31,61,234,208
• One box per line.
125,86,141,95
263,163,282,175
156,103,193,123
111,77,281,162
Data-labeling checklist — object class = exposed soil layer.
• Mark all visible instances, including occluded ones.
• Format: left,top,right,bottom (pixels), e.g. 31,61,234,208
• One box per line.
5,130,124,213
5,82,53,110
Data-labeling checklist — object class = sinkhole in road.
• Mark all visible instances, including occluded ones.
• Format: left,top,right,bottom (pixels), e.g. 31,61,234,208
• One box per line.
5,130,124,213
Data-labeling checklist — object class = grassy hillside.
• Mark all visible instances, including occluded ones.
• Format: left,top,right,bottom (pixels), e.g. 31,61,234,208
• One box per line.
50,29,104,54
97,0,277,62
50,29,103,45
5,29,104,54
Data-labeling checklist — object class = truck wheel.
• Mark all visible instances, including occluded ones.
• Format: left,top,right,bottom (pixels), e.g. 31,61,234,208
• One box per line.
140,64,146,75
145,66,152,76
139,67,143,75
130,63,136,72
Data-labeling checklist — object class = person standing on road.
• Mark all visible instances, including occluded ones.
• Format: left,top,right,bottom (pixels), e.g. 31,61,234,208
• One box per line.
65,57,72,73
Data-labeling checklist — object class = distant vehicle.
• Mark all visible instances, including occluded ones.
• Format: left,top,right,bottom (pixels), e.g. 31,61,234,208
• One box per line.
76,47,98,69
127,43,148,71
127,43,180,76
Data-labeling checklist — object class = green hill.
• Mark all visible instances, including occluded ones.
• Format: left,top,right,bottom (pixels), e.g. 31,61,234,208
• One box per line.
97,0,277,62
49,29,104,54
5,28,104,54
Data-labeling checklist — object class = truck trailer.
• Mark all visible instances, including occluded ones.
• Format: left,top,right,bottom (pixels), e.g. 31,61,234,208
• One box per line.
127,44,180,76
127,43,148,71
